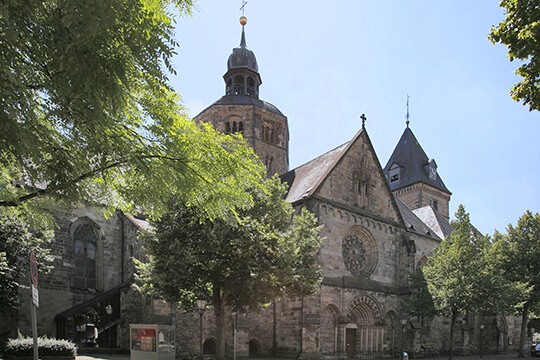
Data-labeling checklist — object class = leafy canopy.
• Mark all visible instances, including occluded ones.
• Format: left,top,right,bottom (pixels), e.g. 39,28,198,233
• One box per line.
490,0,540,111
0,209,54,310
490,211,540,356
0,0,263,223
136,175,324,312
423,205,491,318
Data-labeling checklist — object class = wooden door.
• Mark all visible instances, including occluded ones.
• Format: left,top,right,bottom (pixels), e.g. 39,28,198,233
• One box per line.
346,329,356,358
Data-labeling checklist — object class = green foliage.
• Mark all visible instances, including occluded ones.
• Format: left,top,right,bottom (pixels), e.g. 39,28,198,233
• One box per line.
0,0,264,225
491,211,540,355
489,0,540,111
423,205,495,359
136,175,324,311
494,211,540,313
137,175,323,360
423,205,491,317
403,268,438,321
0,209,53,310
4,335,77,357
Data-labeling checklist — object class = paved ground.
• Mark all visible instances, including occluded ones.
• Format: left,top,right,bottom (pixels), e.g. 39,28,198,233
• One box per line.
75,351,526,360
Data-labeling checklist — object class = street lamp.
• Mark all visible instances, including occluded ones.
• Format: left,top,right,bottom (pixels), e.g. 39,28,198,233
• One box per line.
400,318,407,360
105,304,113,355
479,324,485,358
196,300,207,360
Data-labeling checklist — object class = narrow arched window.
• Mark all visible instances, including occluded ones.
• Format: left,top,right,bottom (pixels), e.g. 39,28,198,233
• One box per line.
238,121,243,133
73,224,97,290
232,121,238,133
234,75,244,95
225,122,231,134
226,78,233,95
262,121,275,143
247,77,256,97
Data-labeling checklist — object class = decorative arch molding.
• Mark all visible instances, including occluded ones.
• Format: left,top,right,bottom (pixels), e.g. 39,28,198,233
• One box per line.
347,295,383,326
68,216,103,239
323,303,342,319
321,304,341,354
342,226,378,276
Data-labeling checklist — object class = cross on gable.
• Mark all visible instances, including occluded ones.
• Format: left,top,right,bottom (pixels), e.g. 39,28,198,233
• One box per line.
361,114,367,128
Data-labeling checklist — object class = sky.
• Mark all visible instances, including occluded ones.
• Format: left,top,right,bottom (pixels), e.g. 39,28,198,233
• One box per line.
170,0,540,236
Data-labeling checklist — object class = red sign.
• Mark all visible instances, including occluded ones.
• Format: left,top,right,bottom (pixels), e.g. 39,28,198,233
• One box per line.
30,253,38,287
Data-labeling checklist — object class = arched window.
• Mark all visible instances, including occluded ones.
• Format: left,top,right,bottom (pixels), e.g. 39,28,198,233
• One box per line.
73,224,97,290
247,76,256,97
265,156,273,176
225,120,243,135
234,75,244,95
226,78,233,95
262,121,275,143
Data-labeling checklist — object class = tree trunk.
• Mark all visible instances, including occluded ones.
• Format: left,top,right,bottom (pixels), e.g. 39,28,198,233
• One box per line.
449,310,457,360
518,304,529,358
213,290,227,360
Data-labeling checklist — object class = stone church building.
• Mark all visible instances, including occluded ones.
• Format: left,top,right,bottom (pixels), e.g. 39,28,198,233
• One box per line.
1,16,522,359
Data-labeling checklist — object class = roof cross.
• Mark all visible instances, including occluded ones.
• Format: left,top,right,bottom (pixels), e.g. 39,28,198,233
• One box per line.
406,94,410,127
240,0,248,15
361,114,367,129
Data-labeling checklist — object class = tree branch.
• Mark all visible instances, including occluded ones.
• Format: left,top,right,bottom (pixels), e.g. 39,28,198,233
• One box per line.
0,154,209,207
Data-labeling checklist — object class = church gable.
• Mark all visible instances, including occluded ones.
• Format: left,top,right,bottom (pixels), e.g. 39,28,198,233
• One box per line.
314,129,402,223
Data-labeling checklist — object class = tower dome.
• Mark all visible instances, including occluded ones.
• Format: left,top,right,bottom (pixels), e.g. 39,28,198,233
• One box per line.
223,16,261,98
227,25,258,72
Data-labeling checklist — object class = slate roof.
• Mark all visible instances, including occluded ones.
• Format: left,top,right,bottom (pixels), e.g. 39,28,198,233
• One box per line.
383,127,451,194
195,95,284,118
412,205,454,240
394,198,442,241
280,142,349,204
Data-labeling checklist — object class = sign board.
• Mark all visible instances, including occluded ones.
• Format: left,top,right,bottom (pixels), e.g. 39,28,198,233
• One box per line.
30,253,38,287
31,284,39,308
303,314,320,325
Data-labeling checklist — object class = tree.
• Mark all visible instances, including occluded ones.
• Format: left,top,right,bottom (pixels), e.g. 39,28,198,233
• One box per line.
403,268,438,325
136,175,324,360
489,0,540,111
0,209,54,311
0,0,263,224
423,205,492,360
491,211,540,357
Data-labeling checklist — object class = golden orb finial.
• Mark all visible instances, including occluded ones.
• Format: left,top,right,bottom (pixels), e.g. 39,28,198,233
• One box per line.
240,16,247,26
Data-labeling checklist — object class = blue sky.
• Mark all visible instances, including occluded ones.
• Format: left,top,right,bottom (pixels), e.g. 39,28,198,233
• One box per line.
170,0,540,236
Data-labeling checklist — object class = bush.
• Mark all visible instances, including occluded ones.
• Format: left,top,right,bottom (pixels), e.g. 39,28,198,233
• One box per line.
4,335,77,357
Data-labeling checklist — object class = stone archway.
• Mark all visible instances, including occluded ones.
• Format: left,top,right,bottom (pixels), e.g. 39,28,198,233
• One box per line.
346,295,385,358
320,304,341,354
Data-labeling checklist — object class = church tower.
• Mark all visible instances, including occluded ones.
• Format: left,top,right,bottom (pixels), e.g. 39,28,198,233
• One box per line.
194,16,289,176
383,122,452,220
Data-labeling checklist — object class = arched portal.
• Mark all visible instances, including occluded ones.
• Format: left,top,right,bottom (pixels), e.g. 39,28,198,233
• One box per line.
346,295,386,358
203,338,216,355
320,304,341,354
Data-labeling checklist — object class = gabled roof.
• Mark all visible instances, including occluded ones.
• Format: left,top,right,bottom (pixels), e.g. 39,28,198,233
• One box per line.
280,127,405,226
383,127,451,195
394,197,442,241
412,205,454,240
280,142,349,204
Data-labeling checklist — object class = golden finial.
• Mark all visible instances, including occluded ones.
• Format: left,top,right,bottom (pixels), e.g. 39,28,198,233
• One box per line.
240,16,247,26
